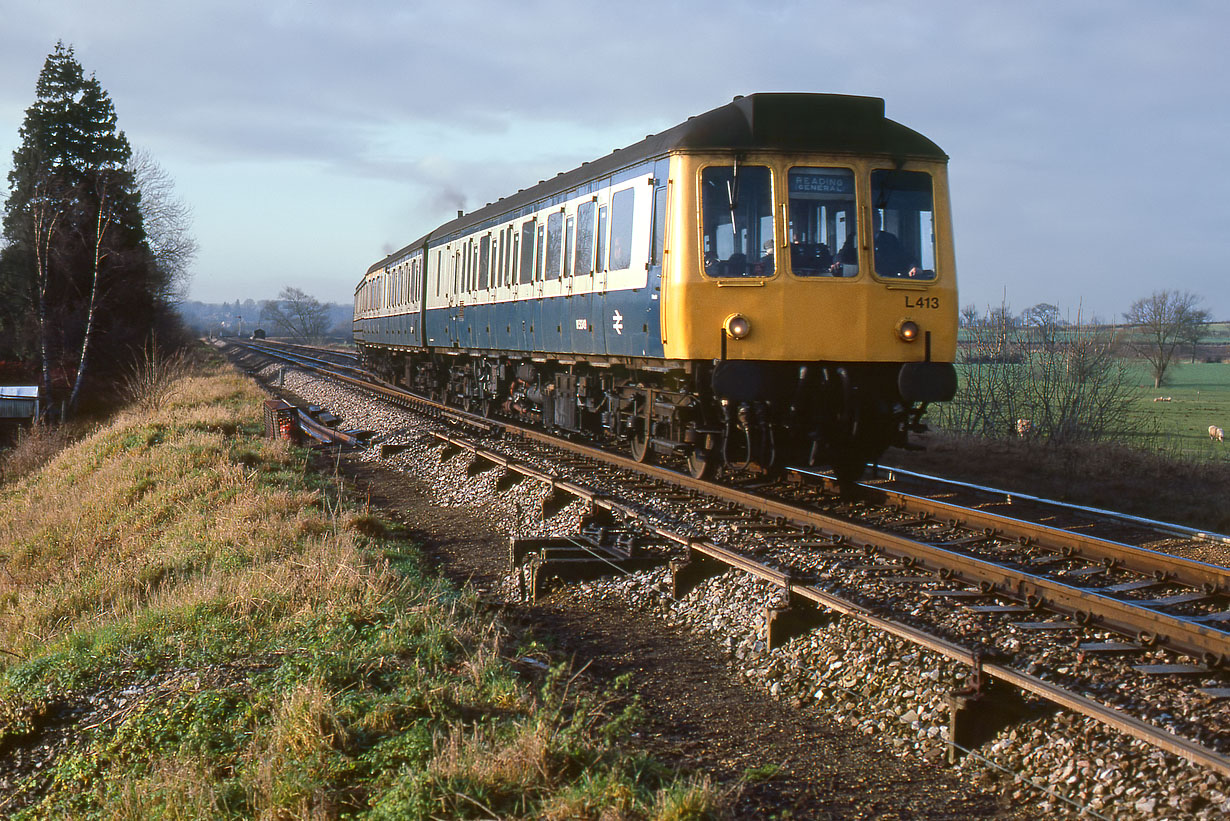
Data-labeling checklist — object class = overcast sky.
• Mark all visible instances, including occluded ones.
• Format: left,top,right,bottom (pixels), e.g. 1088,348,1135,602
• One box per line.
2,0,1228,320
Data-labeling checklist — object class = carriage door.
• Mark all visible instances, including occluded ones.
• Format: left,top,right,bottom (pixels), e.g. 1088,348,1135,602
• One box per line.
589,194,610,355
643,158,669,357
448,245,462,347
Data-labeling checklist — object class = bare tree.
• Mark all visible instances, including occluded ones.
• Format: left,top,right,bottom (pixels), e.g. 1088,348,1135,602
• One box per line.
936,304,1141,444
12,167,71,406
1178,314,1210,364
121,333,193,411
1020,310,1141,444
959,303,979,328
128,147,197,299
1019,303,1061,328
1124,290,1210,388
260,287,330,342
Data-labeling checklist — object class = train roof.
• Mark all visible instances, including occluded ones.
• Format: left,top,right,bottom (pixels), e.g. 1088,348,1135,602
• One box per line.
367,93,945,276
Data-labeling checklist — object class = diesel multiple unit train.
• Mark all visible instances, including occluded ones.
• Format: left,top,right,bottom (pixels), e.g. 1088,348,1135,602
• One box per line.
354,93,958,483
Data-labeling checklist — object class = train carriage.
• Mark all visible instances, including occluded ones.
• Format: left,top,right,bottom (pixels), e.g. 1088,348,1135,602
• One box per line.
355,93,958,483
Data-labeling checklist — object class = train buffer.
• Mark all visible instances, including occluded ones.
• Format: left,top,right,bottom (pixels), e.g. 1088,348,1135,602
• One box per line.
510,525,668,602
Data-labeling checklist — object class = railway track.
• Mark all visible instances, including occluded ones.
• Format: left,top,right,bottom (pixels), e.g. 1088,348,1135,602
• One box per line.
223,339,1230,791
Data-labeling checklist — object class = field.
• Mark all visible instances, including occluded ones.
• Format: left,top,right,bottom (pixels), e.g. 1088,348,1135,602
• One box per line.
1123,360,1230,460
891,354,1230,533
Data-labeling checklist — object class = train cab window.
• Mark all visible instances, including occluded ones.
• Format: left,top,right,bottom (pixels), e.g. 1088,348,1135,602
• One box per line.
608,188,635,270
788,169,860,277
576,201,595,275
869,170,937,280
520,220,536,283
700,165,774,278
596,204,609,273
545,212,563,280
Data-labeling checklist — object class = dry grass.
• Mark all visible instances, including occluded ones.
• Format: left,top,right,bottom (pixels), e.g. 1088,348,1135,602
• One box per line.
888,429,1230,533
0,420,91,485
0,355,726,819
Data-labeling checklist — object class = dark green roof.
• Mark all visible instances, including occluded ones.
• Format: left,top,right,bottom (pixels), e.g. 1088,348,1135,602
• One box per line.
367,93,945,275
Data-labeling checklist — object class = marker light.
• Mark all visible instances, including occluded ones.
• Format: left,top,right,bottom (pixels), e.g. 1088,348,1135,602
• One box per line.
897,320,920,342
724,314,752,339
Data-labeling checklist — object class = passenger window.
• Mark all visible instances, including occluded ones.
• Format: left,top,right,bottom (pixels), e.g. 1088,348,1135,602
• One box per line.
609,188,635,270
536,224,545,280
509,231,518,286
479,235,490,290
870,170,936,280
576,201,595,275
520,220,536,283
564,215,575,278
545,212,563,279
700,165,774,277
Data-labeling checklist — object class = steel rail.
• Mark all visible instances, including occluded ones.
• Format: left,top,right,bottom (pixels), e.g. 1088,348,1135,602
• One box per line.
836,481,1229,593
230,342,1230,776
870,464,1230,548
791,466,1230,590
427,429,1230,779
500,417,1230,662
236,343,1230,661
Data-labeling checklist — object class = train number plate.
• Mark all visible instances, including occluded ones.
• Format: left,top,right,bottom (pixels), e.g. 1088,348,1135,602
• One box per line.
905,296,940,309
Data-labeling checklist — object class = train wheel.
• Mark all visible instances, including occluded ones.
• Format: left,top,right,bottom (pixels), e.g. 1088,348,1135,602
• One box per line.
686,444,715,480
833,458,865,500
686,426,716,479
629,420,652,463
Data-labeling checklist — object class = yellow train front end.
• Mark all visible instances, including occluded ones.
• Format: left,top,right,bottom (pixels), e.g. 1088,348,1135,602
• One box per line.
660,142,958,479
663,151,956,365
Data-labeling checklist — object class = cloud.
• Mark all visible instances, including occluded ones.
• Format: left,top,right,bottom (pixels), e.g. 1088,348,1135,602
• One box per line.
1,0,1229,315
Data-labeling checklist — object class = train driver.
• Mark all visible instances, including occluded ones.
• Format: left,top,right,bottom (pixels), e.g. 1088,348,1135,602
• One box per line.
831,210,920,277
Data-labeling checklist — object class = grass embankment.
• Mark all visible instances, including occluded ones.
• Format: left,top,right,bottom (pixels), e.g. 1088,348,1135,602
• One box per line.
0,359,720,819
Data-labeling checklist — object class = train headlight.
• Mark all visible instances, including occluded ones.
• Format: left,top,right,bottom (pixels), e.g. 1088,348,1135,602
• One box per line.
724,313,752,340
897,320,920,343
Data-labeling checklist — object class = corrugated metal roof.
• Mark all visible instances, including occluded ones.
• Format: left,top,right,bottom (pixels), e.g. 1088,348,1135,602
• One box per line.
0,386,39,399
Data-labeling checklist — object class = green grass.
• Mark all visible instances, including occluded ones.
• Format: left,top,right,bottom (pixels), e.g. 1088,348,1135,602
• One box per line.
0,354,726,820
1123,361,1230,459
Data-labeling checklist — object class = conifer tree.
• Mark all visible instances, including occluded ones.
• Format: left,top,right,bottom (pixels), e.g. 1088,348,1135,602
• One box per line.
0,42,177,415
